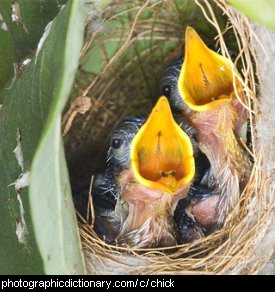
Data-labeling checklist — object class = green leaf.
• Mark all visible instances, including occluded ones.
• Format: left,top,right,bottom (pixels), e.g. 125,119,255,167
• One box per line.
31,117,85,275
0,26,15,89
227,0,275,31
0,0,85,275
0,0,64,90
0,0,62,60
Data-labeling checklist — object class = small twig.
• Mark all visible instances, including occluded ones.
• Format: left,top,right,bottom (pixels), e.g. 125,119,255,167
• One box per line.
88,175,95,228
239,137,254,159
82,0,150,97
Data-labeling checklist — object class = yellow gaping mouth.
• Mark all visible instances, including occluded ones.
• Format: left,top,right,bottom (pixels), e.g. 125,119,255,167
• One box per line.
130,96,195,194
178,26,239,112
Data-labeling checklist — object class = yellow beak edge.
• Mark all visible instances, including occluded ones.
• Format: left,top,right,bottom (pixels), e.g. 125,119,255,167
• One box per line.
130,96,195,194
178,26,239,112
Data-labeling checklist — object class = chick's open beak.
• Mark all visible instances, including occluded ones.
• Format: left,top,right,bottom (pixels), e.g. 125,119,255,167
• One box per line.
178,26,239,112
130,96,195,194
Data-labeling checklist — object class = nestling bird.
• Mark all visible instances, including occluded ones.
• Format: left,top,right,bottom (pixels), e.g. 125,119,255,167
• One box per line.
91,96,209,247
160,27,251,229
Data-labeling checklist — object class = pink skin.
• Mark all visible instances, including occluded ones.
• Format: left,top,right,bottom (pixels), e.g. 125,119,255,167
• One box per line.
191,195,220,227
231,93,248,136
116,168,191,247
186,102,249,227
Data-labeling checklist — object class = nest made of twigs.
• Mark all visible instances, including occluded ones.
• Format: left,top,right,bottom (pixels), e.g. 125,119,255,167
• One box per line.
63,0,274,275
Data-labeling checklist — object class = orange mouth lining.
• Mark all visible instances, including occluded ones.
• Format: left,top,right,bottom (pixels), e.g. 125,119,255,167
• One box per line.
178,26,240,112
130,96,195,194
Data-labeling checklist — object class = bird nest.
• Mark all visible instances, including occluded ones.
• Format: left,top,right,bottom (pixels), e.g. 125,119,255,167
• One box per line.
62,0,274,275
